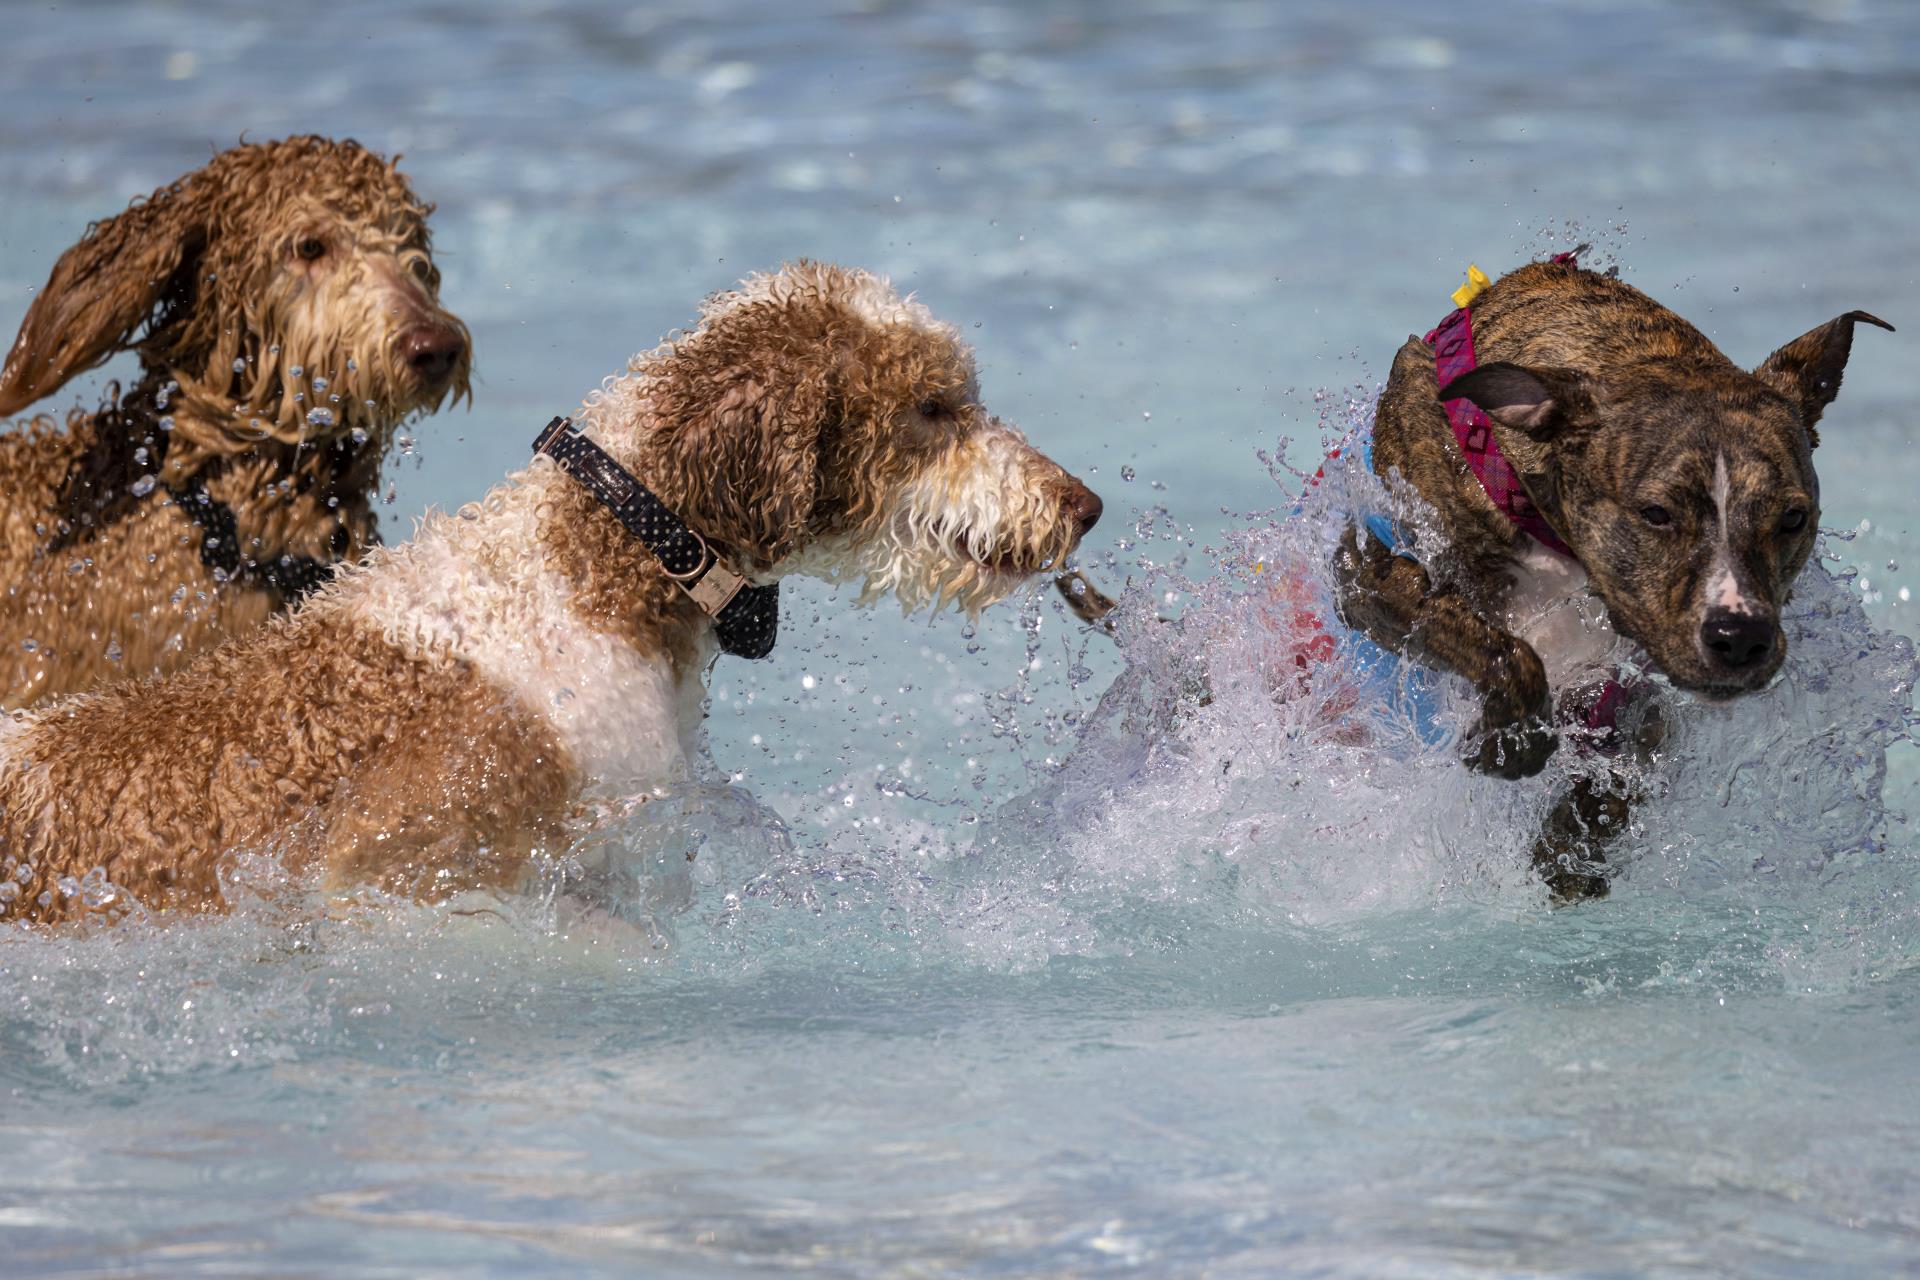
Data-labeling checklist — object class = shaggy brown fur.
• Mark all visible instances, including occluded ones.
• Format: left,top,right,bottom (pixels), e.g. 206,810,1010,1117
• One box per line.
0,136,471,709
0,262,1099,926
0,620,573,924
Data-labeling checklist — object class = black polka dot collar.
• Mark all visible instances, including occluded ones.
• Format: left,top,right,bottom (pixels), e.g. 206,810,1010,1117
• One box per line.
532,416,780,660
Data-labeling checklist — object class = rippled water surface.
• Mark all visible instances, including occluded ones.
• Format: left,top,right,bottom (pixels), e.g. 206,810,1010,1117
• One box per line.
4,1,1919,1275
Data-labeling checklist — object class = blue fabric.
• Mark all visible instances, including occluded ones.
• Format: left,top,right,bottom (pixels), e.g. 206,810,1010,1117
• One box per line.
1325,437,1451,747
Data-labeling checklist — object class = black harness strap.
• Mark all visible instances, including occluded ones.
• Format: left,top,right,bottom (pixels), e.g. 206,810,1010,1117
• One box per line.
167,478,336,603
532,416,780,660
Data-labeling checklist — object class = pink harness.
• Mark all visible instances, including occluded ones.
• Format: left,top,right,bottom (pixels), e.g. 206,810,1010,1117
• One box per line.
1301,250,1635,748
1424,251,1576,557
1425,250,1637,746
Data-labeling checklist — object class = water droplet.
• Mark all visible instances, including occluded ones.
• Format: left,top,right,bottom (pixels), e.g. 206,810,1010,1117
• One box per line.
131,474,156,497
20,638,36,653
346,358,358,372
290,365,304,378
307,407,336,428
312,376,329,392
351,428,370,445
158,416,175,432
1120,465,1136,482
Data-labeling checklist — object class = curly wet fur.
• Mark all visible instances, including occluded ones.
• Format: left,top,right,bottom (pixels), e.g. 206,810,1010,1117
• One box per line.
0,136,470,708
0,262,1098,925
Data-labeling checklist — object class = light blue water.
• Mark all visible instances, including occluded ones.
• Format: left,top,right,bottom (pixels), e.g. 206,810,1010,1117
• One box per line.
4,2,1920,1275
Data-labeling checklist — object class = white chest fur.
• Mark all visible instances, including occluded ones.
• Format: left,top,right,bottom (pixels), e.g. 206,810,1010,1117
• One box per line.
1498,538,1623,690
324,472,709,788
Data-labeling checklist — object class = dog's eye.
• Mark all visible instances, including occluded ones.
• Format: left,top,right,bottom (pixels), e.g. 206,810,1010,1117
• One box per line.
1778,508,1808,534
294,237,327,262
917,399,948,419
1639,504,1674,528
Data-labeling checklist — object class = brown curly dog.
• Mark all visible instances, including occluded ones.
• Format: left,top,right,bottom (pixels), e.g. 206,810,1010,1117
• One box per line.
0,262,1101,926
0,135,471,709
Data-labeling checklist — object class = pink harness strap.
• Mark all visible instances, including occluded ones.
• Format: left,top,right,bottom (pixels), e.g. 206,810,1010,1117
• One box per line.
1423,250,1577,558
1424,251,1640,743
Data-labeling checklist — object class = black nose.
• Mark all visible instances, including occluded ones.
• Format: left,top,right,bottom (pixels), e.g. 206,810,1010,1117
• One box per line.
1700,610,1776,670
1066,483,1102,536
405,327,466,387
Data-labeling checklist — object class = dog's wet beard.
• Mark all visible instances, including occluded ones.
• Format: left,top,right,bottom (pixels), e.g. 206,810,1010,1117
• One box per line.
808,427,1083,616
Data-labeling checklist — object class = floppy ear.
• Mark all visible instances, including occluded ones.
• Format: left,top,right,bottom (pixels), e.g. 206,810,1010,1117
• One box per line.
1753,310,1894,445
652,350,833,565
0,186,204,416
1438,362,1592,442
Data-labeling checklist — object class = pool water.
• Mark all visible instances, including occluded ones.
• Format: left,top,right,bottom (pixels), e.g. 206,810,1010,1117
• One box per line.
4,1,1919,1274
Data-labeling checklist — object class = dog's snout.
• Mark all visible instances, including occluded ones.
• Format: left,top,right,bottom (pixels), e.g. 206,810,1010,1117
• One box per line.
404,326,466,388
1700,610,1776,671
1064,482,1102,537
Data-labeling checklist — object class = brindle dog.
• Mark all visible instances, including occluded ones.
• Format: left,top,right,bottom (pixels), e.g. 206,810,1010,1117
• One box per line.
1063,256,1891,900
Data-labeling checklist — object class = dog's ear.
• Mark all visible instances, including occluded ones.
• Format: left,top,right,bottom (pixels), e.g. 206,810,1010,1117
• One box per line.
653,346,834,566
0,185,205,417
1438,362,1592,442
1753,310,1894,445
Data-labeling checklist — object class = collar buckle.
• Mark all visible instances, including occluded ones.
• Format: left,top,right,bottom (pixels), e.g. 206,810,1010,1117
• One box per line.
684,560,748,617
658,528,748,617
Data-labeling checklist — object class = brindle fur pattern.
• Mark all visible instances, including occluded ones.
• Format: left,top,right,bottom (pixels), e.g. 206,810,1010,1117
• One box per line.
1367,258,1889,700
1353,256,1888,898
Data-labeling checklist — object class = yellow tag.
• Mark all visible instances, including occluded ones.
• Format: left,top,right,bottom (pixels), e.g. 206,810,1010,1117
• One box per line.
1450,263,1491,309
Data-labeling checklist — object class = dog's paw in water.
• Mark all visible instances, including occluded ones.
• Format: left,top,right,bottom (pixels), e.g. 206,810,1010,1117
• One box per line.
1462,639,1557,779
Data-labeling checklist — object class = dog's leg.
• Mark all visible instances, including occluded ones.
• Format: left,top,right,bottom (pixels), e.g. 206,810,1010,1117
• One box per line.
1529,698,1665,903
1333,527,1555,779
1531,776,1623,902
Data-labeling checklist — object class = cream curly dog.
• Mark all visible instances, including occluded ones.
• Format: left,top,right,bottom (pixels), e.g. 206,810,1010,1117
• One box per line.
0,262,1101,925
0,135,471,709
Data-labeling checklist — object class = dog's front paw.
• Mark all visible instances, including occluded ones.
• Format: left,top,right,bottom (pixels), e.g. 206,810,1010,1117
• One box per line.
1465,641,1556,778
1465,715,1558,779
1532,845,1611,904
